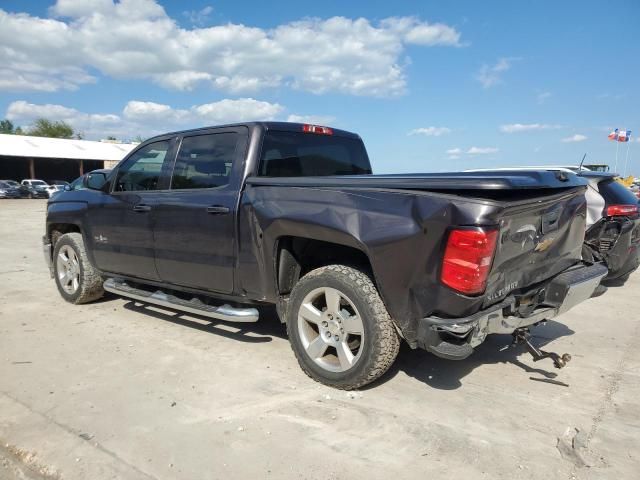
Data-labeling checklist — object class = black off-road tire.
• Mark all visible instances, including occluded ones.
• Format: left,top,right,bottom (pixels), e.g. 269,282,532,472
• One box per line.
53,232,104,304
286,264,400,390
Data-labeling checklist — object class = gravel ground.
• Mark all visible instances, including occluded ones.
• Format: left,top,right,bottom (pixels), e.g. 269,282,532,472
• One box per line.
1,199,639,480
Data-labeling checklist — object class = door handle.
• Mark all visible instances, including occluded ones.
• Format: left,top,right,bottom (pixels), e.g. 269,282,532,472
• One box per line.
206,205,230,215
133,204,152,212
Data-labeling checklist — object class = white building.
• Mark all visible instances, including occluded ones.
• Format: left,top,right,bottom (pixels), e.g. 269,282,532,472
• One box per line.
0,134,137,182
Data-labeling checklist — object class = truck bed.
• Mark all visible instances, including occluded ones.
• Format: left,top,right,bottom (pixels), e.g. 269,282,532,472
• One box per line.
246,170,585,194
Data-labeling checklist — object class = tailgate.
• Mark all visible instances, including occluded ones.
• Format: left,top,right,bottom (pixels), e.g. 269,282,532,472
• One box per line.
483,187,587,305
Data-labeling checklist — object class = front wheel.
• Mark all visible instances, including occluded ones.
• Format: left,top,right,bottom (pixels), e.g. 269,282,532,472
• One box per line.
53,232,104,304
286,265,400,390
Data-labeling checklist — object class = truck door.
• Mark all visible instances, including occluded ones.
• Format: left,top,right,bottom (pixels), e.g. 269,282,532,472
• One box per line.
152,127,248,294
86,139,175,281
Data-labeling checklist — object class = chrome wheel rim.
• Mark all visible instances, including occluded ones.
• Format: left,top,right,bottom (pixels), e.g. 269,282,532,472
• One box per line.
56,245,80,295
297,287,365,373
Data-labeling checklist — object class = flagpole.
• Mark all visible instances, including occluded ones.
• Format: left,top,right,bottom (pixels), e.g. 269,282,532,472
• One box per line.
623,137,631,177
615,139,620,173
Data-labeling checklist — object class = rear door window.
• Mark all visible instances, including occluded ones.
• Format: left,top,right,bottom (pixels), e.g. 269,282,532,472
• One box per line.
258,131,371,177
171,133,239,190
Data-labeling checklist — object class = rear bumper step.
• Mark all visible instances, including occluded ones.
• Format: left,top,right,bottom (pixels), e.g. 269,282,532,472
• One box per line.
103,278,259,323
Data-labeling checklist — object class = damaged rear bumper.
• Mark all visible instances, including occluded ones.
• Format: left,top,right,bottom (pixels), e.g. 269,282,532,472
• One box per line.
416,263,608,360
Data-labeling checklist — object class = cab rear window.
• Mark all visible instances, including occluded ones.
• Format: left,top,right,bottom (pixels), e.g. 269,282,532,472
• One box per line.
258,131,371,177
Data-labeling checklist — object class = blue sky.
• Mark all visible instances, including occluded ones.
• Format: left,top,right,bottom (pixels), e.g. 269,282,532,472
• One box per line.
0,0,638,173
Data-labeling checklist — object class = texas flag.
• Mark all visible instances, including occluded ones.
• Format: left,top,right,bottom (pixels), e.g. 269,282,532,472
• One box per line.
608,128,619,141
618,130,631,142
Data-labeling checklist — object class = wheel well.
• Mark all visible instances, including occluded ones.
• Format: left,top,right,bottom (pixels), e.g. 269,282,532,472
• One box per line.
275,236,373,295
49,223,81,247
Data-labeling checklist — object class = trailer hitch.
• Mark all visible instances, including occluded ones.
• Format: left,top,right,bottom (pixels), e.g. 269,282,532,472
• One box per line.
502,328,572,369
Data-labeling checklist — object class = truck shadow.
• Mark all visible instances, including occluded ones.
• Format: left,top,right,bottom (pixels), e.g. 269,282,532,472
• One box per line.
117,297,574,390
122,301,287,343
373,320,576,390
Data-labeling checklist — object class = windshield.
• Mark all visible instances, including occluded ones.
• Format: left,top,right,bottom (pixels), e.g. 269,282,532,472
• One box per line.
258,131,372,177
31,180,47,186
4,180,19,186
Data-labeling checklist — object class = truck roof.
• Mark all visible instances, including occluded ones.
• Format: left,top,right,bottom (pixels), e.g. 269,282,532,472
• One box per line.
146,121,362,142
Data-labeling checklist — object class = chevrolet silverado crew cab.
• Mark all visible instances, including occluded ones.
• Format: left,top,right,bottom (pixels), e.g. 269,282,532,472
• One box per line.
43,122,607,389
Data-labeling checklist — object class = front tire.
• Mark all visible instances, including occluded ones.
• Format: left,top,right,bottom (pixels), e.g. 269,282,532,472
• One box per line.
53,232,104,304
286,265,400,390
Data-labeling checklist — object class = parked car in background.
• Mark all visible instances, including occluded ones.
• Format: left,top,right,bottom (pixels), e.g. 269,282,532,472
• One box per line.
21,179,53,198
581,172,640,283
0,180,22,199
48,180,70,196
1,179,44,198
49,180,70,187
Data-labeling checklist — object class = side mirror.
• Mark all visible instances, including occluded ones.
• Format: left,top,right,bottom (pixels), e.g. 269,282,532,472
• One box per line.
64,184,71,191
86,173,107,190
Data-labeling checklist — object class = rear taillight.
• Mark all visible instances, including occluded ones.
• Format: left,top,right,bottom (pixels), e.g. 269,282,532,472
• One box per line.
302,124,333,135
605,204,638,216
441,228,498,295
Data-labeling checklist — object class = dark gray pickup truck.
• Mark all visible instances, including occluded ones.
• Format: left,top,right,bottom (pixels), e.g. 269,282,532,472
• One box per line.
44,122,607,389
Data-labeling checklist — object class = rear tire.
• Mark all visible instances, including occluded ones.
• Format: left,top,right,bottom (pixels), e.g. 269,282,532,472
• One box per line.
53,232,104,304
286,264,400,390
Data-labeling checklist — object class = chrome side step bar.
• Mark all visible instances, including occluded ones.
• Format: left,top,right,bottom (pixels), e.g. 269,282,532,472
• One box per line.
103,278,259,323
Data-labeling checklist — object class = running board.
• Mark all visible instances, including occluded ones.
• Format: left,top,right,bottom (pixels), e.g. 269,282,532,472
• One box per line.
103,278,259,323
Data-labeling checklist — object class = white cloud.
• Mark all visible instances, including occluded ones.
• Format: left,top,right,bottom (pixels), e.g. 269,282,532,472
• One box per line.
499,123,562,133
537,91,551,104
408,126,452,137
562,134,588,143
446,147,462,159
475,57,517,88
50,0,114,17
467,146,499,154
183,6,213,26
381,17,462,46
6,98,285,139
446,146,498,158
0,2,463,96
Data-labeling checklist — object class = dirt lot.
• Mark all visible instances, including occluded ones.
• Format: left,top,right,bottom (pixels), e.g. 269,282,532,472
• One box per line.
1,199,639,480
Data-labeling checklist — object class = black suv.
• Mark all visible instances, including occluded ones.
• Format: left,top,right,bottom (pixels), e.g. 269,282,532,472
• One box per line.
581,172,640,283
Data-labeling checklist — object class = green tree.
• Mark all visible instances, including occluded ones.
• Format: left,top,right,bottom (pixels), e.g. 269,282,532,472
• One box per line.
27,118,74,139
106,135,117,140
0,119,16,134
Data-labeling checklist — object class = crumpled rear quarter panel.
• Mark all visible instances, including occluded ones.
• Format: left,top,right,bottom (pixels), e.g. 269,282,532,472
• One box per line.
237,185,507,344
